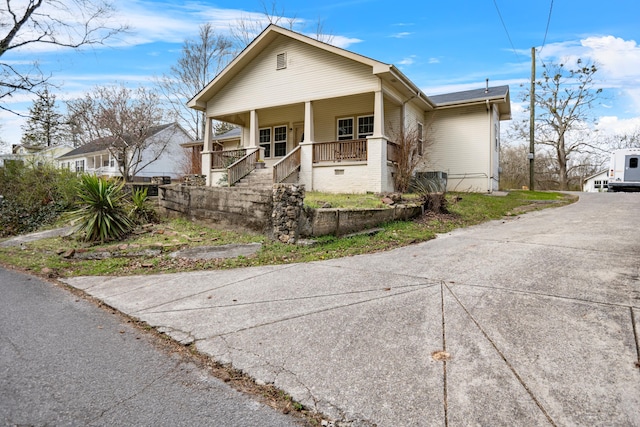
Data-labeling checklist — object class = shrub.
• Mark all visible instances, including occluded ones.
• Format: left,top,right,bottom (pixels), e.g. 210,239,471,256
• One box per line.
129,187,158,224
0,162,78,237
70,175,134,243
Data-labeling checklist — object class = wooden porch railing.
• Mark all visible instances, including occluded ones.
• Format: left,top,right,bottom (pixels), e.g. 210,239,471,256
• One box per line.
313,139,367,163
386,141,400,164
227,148,259,186
211,148,246,169
273,146,301,183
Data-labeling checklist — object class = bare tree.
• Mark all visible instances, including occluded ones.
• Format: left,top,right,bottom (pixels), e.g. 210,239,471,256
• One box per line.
601,128,640,150
156,23,232,140
66,84,173,181
229,0,333,53
499,142,530,190
0,0,126,111
391,118,435,193
516,59,603,190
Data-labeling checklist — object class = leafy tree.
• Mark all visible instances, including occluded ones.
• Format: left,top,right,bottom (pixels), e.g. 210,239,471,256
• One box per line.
156,23,232,140
0,0,126,111
517,59,603,190
20,86,65,147
66,84,174,181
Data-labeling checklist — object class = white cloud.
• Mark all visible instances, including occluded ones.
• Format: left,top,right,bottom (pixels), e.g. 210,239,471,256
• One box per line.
391,32,412,39
596,116,640,135
538,35,640,115
398,55,416,66
428,57,440,64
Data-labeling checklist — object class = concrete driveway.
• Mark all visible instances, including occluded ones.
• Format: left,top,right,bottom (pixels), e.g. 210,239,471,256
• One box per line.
62,192,640,426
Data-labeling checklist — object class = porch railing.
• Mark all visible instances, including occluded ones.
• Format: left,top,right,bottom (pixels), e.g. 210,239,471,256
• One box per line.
211,148,246,169
313,139,367,163
273,146,301,183
227,148,260,186
387,141,400,164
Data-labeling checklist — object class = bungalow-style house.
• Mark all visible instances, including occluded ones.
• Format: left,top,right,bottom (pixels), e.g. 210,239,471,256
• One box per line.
583,170,609,192
0,143,74,168
57,123,193,180
188,24,511,193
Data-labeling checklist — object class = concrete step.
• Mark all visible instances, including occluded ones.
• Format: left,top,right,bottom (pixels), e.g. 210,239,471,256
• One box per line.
234,168,273,188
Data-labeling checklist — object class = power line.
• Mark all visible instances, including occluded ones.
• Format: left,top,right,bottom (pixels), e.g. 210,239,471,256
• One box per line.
539,0,554,54
491,0,522,64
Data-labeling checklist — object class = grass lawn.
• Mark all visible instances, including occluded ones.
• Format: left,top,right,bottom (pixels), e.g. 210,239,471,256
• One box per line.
0,191,575,278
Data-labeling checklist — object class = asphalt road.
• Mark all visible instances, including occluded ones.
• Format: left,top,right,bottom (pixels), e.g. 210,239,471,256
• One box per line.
0,267,302,427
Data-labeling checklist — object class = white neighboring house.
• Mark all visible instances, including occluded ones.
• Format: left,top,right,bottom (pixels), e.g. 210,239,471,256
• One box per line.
0,144,74,168
187,24,511,193
583,170,609,192
56,123,193,180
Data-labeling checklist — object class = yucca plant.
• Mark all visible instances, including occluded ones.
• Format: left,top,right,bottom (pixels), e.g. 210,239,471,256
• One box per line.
70,175,134,243
129,187,158,224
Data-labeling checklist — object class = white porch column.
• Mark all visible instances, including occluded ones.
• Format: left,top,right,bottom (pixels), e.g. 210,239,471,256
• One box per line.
303,101,314,142
202,117,213,185
299,101,314,190
249,109,259,148
373,90,385,137
366,90,392,192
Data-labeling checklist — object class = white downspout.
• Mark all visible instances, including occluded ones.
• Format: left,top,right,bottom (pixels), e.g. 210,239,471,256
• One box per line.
486,99,492,193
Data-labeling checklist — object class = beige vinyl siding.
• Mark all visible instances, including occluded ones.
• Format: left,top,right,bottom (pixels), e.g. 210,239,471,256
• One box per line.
427,105,491,192
207,35,379,117
312,94,374,142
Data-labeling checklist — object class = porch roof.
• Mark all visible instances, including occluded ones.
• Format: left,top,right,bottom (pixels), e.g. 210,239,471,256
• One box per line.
188,24,434,112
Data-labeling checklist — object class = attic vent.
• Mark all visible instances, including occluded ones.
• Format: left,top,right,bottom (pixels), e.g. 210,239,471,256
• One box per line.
276,52,287,70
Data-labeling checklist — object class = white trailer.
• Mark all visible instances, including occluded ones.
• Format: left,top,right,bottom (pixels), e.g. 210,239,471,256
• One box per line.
608,148,640,192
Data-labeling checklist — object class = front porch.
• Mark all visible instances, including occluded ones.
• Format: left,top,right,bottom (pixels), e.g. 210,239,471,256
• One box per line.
204,137,401,192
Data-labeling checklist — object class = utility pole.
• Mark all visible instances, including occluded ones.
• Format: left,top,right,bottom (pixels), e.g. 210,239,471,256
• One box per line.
529,47,536,191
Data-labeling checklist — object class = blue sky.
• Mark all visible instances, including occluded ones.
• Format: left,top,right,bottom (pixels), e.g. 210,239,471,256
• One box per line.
2,0,640,147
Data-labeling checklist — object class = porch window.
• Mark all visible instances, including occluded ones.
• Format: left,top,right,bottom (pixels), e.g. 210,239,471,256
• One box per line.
259,127,271,158
338,115,374,140
337,118,354,140
274,125,287,157
357,116,374,138
75,160,84,173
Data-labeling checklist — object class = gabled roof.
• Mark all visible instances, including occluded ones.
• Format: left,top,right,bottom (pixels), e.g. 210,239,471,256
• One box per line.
188,24,434,112
431,85,511,119
583,170,609,182
213,127,241,141
58,123,176,160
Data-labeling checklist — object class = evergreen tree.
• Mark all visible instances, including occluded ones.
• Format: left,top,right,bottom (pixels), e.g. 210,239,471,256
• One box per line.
20,87,65,147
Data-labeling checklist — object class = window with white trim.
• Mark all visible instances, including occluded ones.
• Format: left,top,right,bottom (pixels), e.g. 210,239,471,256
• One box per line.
259,128,271,158
273,125,287,157
337,115,374,140
357,115,374,138
337,117,353,140
75,160,84,173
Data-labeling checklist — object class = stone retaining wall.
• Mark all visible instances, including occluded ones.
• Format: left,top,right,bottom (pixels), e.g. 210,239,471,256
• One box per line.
300,205,423,237
159,185,272,233
159,184,424,240
271,184,305,243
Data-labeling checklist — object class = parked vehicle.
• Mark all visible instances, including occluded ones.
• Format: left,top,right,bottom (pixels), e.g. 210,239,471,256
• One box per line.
608,148,640,192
